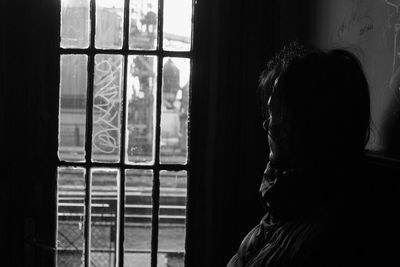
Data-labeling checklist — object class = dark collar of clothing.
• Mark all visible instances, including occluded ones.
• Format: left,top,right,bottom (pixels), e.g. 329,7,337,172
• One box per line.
259,161,334,222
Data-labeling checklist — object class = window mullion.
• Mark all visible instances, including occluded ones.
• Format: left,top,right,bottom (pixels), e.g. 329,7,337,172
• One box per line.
151,0,165,266
84,1,97,266
151,170,161,267
86,0,96,165
84,168,92,267
60,48,193,58
118,0,131,266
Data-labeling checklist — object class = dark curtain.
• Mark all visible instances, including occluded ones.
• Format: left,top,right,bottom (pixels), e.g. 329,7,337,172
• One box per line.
0,0,59,266
187,1,279,266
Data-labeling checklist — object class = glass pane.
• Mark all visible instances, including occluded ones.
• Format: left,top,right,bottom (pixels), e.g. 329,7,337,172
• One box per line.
163,0,192,51
57,167,86,267
96,0,124,49
158,171,187,266
91,169,120,267
60,0,90,48
92,54,123,163
126,56,157,164
59,55,88,162
129,0,158,50
124,169,153,266
160,58,190,164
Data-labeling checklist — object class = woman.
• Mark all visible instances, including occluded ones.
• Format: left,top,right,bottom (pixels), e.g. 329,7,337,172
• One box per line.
227,44,371,267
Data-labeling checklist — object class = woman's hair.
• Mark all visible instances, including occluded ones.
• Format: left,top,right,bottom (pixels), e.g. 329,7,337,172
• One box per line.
259,43,371,166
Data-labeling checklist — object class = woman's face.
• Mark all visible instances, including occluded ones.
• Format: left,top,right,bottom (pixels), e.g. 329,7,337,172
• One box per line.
265,96,277,162
264,93,292,168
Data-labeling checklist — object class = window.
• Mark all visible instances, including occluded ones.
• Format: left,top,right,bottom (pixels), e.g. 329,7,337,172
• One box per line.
56,1,193,266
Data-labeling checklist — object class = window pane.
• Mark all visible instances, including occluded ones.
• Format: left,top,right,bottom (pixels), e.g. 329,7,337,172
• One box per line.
60,0,90,48
91,169,120,267
163,0,192,51
126,56,157,164
129,0,158,50
92,54,123,163
59,55,88,162
160,58,190,164
158,171,187,266
57,167,86,267
96,0,124,49
124,169,153,266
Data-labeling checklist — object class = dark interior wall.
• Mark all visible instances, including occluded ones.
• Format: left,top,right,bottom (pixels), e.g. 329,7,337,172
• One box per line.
278,0,400,264
278,0,316,45
365,156,400,265
0,0,58,266
191,0,400,264
307,0,400,156
190,0,400,264
0,0,59,266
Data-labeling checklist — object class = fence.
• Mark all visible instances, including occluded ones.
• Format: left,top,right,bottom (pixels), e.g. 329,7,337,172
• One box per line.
57,185,186,267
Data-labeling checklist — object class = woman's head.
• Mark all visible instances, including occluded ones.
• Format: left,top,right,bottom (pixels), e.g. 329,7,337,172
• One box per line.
260,43,371,169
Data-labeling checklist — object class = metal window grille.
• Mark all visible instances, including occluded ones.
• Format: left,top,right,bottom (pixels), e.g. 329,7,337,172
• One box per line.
56,1,194,266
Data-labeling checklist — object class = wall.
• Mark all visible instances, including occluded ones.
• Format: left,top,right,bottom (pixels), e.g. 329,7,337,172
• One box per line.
310,0,400,157
274,1,400,264
306,1,400,263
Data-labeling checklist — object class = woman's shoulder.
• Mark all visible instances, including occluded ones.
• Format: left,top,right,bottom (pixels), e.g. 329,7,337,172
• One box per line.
228,213,321,267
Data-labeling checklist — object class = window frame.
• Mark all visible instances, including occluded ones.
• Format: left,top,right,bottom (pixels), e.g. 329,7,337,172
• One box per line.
56,0,195,266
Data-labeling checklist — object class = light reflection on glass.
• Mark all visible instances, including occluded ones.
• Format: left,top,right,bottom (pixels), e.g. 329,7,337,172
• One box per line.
92,54,123,163
129,0,158,50
158,170,187,266
160,57,190,164
124,169,153,266
58,55,88,162
57,167,86,267
126,55,157,164
163,0,192,51
96,0,124,49
60,0,90,48
90,168,120,267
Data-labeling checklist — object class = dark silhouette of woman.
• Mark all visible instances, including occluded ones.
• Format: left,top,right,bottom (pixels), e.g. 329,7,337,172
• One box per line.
228,43,371,267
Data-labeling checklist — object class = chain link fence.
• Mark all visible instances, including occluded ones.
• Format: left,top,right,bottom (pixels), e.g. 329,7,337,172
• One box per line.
57,221,184,267
57,221,85,267
57,221,116,267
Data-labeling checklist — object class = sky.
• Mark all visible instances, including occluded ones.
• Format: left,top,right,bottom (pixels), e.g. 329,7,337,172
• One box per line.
64,0,192,38
163,0,192,38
